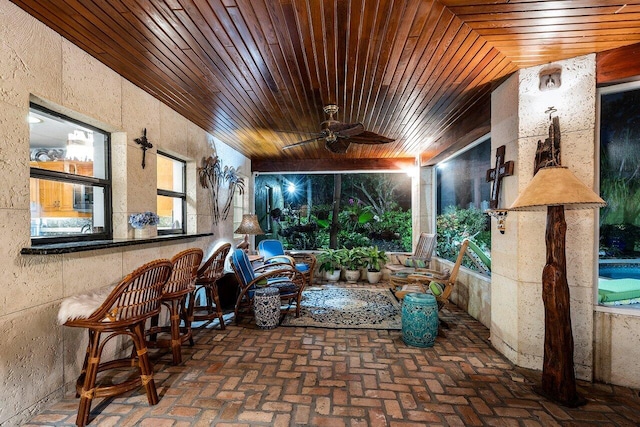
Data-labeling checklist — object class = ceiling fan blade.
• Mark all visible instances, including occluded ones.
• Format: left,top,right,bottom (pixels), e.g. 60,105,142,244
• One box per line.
330,122,365,137
274,129,319,136
325,139,351,153
347,130,395,144
282,136,324,150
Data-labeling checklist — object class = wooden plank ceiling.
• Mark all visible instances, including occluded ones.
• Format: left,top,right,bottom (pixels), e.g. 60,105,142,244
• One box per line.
10,0,640,170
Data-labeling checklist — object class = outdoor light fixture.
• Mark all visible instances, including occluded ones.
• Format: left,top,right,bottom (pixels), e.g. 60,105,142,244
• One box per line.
539,66,562,91
287,183,296,194
234,214,265,251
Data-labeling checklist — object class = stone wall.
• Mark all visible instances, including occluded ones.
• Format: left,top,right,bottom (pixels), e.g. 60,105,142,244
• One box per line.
0,1,248,424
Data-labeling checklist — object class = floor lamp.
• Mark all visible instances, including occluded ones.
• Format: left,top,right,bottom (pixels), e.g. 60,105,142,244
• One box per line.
509,166,605,407
234,214,264,252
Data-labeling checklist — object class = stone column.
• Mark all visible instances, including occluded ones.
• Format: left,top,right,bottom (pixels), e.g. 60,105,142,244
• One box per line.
490,54,598,380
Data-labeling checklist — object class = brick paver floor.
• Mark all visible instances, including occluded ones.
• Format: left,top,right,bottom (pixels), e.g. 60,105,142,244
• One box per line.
25,284,640,426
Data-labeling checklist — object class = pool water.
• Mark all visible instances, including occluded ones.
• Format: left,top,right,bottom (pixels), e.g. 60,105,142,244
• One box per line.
599,265,640,280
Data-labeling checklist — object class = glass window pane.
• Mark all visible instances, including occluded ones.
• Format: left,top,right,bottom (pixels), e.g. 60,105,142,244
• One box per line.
157,195,183,230
157,155,184,192
436,138,491,214
29,108,107,180
30,179,106,237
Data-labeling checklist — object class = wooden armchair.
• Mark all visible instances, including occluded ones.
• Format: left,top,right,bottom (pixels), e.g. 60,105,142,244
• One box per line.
407,239,469,310
60,259,173,427
386,232,437,273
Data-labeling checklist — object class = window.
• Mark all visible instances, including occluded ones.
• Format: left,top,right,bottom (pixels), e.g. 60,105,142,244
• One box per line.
435,136,491,265
436,136,491,215
29,104,111,243
598,81,640,310
253,172,412,251
157,152,186,234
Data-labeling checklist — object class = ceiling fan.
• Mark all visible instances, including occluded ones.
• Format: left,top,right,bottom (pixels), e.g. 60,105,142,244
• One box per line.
281,104,395,153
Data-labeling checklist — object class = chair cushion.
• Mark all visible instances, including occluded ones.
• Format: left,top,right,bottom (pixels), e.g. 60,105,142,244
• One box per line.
429,281,444,297
404,257,429,268
295,263,310,272
57,285,115,324
268,280,298,295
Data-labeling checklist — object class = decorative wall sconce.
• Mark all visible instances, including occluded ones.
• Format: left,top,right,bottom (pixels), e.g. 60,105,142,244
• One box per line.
486,209,509,234
539,66,562,91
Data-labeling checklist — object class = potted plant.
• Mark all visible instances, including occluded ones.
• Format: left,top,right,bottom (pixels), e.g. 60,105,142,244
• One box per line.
365,246,388,284
342,247,367,283
317,248,342,282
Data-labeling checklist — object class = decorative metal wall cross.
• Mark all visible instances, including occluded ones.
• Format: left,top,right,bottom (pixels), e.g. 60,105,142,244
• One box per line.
134,128,153,169
486,145,514,209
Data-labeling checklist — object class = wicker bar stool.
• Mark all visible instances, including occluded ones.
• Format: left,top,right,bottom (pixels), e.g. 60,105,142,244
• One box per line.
60,259,173,427
147,248,203,365
191,243,231,329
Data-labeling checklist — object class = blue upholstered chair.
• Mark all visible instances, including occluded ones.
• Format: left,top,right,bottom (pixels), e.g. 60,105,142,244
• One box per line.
257,239,316,286
230,249,305,323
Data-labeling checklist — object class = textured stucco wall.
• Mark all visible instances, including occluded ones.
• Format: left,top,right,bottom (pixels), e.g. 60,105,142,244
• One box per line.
491,55,600,381
0,1,248,425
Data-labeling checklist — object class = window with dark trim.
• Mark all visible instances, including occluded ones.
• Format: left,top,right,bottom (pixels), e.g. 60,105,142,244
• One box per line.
29,104,111,244
157,152,186,234
597,81,640,309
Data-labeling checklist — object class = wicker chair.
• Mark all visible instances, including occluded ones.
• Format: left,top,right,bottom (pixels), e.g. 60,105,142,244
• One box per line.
231,248,305,323
257,239,317,287
147,248,203,365
191,243,231,329
61,259,172,427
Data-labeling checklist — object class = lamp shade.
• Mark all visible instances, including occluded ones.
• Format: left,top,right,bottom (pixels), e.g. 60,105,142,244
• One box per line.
509,166,606,211
234,214,265,235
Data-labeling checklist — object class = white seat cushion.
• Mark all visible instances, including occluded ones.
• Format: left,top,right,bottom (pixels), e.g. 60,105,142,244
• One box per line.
57,285,115,324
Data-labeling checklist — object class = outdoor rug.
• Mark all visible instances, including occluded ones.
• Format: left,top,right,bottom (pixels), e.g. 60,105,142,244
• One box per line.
281,285,401,330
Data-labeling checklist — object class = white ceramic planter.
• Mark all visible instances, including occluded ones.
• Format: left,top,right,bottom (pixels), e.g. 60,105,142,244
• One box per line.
367,270,383,284
324,269,341,282
345,269,360,283
133,225,157,239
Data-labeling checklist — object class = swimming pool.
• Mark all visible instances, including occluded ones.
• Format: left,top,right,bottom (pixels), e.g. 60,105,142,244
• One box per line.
599,263,640,280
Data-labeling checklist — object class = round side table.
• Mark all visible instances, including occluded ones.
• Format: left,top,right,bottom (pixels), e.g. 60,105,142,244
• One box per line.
253,287,280,329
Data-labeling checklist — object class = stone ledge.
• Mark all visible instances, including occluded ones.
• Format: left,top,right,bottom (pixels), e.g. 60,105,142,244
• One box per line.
21,233,213,255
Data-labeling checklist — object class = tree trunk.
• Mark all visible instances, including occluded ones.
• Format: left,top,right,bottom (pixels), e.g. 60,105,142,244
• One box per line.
330,174,341,249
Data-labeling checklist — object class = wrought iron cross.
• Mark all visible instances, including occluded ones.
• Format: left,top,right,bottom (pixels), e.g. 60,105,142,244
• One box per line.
486,145,514,209
134,128,153,169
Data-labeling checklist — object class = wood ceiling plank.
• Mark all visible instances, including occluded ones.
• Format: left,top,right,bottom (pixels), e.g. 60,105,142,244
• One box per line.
372,1,444,130
10,0,640,165
374,4,455,134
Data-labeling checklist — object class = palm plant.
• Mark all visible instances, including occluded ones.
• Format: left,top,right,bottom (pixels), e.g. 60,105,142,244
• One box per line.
366,246,388,272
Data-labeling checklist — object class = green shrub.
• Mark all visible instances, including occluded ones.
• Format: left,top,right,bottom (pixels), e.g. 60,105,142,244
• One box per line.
436,206,491,267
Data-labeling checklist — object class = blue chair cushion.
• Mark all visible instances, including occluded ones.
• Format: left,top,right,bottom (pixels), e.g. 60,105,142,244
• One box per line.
295,263,310,272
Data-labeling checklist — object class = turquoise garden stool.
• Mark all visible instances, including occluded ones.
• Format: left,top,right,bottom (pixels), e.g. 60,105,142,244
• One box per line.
401,293,439,348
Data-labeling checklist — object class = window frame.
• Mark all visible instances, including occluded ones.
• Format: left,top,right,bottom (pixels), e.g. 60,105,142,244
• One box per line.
156,151,187,235
596,80,640,315
29,103,112,245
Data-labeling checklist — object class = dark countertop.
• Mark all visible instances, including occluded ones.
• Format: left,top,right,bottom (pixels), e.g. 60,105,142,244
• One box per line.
21,233,214,255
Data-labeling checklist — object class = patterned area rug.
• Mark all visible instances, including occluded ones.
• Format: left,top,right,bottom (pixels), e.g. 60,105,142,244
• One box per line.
281,286,401,330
